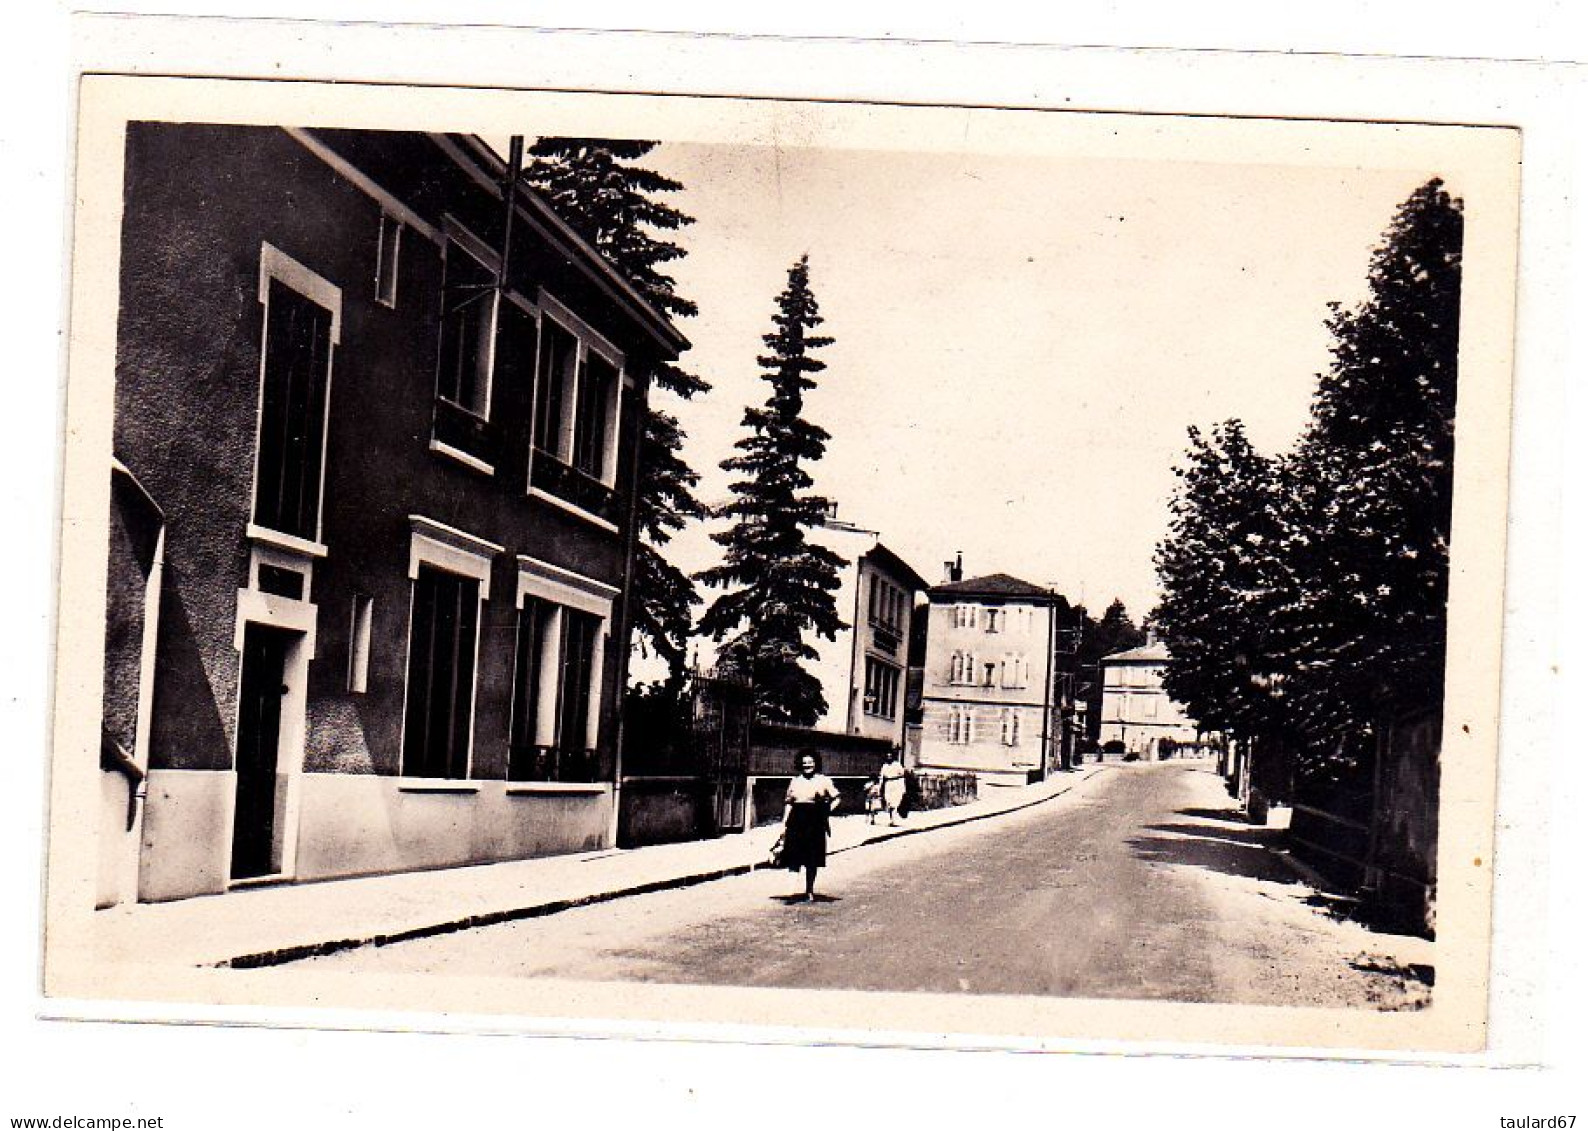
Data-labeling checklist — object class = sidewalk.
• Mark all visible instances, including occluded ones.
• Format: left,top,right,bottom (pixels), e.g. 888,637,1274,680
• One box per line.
88,765,1110,970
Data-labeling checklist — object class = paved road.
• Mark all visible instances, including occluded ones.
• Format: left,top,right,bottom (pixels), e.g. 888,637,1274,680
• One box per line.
297,761,1431,1008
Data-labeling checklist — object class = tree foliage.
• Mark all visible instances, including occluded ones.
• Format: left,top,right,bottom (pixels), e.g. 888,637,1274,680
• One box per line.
697,255,845,726
1077,598,1147,743
525,138,708,680
1152,421,1287,737
1152,178,1463,777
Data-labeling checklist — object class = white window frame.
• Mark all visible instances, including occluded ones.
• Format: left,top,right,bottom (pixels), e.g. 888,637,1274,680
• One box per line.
375,213,403,308
514,555,619,756
534,289,627,490
397,516,502,781
348,593,373,694
436,220,502,421
250,243,341,550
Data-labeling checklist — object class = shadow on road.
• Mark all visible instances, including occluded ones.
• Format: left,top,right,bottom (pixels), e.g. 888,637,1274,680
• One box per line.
1128,816,1303,885
768,894,843,905
1175,806,1254,825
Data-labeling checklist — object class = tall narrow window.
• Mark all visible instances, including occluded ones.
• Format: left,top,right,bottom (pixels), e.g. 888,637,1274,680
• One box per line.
401,565,480,779
348,594,373,694
1010,711,1021,746
556,610,600,758
437,241,496,417
508,598,545,777
573,352,617,478
534,317,578,458
375,215,402,308
864,658,899,718
254,279,332,541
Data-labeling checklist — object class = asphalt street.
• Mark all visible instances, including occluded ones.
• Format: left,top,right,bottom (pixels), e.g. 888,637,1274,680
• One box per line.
295,760,1432,1008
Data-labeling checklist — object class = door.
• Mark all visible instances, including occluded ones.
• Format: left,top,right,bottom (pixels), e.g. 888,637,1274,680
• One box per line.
231,624,294,880
692,672,752,834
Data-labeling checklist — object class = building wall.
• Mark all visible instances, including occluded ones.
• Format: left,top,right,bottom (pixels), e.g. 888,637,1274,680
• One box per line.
1099,660,1201,754
804,530,915,747
849,556,913,745
98,473,163,907
108,125,666,902
805,538,864,734
917,598,1053,779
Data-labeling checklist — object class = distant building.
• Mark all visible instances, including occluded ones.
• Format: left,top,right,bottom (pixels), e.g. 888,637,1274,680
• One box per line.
916,562,1064,786
1098,639,1203,757
805,516,929,748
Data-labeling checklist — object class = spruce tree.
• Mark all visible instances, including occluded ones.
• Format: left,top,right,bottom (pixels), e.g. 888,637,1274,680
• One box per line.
697,255,845,726
524,138,707,680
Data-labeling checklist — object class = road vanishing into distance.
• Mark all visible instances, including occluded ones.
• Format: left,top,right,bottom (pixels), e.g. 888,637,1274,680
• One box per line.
295,760,1431,1010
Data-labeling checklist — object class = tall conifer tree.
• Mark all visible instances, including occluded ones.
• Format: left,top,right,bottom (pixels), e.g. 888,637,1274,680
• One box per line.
524,138,707,681
698,256,845,725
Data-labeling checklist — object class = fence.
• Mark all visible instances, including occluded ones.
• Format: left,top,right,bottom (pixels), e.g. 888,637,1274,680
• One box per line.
1283,708,1440,935
618,670,753,846
747,722,894,778
746,722,894,826
910,771,978,811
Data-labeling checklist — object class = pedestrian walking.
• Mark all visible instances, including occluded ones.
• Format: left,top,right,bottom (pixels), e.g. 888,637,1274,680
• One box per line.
864,775,883,824
782,750,841,901
879,747,908,826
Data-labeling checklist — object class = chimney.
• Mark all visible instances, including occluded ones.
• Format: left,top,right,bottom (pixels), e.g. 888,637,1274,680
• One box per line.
951,552,963,582
942,560,955,583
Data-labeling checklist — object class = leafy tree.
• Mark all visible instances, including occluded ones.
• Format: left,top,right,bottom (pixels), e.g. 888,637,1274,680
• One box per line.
1153,420,1287,737
1273,178,1462,758
697,256,845,725
1152,178,1463,785
1077,598,1147,744
524,138,707,681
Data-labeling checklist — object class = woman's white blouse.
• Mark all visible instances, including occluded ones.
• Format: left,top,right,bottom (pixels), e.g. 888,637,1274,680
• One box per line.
786,773,839,805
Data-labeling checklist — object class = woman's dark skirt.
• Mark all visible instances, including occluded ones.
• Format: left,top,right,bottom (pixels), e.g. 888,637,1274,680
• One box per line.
783,802,829,871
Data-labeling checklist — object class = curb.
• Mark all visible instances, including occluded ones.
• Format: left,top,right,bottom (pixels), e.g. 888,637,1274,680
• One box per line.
222,862,758,969
221,768,1109,970
825,766,1105,858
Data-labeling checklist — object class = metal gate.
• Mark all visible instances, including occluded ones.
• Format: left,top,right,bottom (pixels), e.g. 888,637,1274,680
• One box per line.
692,670,752,834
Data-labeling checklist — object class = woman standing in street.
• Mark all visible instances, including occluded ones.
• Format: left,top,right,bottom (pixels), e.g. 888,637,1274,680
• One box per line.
879,747,908,826
782,750,840,901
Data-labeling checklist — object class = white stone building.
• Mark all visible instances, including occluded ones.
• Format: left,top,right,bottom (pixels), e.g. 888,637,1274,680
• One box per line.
1098,639,1204,757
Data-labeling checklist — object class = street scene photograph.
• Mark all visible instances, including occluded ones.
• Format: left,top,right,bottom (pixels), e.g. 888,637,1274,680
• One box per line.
46,75,1519,1052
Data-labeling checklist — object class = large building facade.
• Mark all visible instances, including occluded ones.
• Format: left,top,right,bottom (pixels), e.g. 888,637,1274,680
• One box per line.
97,125,686,906
805,517,929,748
1098,639,1203,757
915,570,1063,785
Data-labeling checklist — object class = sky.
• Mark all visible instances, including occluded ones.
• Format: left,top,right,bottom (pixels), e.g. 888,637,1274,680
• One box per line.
634,135,1435,620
